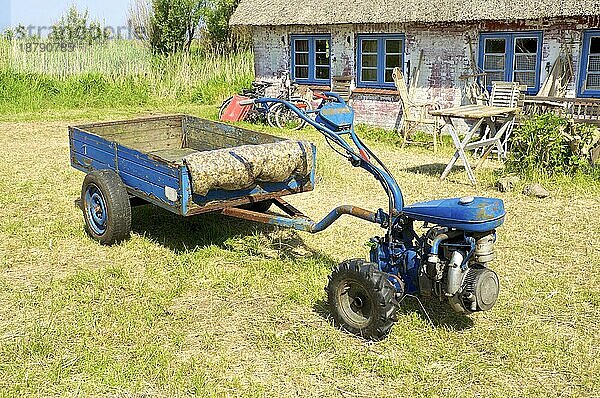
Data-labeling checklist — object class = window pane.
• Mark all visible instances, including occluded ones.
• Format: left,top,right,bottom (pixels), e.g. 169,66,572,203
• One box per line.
515,54,536,71
386,54,401,68
485,38,506,54
362,54,378,68
484,54,505,70
295,66,309,79
590,37,600,54
486,71,505,83
515,37,537,54
587,73,600,89
361,68,377,82
362,39,378,53
385,39,401,54
514,71,535,88
315,39,329,53
295,53,309,66
589,55,600,72
385,69,394,83
294,39,308,52
316,52,329,66
316,66,330,80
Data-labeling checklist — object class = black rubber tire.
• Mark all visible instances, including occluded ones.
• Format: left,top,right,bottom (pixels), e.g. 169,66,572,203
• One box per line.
81,170,131,245
267,103,280,128
240,200,272,213
326,259,400,340
275,98,310,130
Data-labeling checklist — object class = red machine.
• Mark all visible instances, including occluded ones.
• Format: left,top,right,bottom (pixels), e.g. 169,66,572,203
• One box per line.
219,95,252,122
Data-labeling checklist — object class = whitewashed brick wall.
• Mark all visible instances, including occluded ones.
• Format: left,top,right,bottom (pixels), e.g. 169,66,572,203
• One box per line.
250,18,597,129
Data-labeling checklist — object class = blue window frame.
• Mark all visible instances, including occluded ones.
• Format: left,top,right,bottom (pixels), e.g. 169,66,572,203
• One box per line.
479,32,543,95
578,30,600,98
290,35,331,85
356,34,405,88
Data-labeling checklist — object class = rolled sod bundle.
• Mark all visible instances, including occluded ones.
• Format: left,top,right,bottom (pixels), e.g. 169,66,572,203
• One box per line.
183,140,314,196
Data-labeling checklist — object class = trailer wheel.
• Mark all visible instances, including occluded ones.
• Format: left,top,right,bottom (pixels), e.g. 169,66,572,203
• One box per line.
81,170,131,245
326,259,399,340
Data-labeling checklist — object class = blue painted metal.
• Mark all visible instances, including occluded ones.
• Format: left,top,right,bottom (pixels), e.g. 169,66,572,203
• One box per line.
71,103,507,302
478,31,543,95
84,183,108,235
356,34,405,89
577,30,600,98
370,241,419,294
247,94,506,299
69,118,317,218
402,197,506,233
290,34,332,85
266,205,382,232
315,99,355,132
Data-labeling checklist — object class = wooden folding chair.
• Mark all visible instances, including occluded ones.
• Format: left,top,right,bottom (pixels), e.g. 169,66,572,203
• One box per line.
392,67,441,152
477,81,526,160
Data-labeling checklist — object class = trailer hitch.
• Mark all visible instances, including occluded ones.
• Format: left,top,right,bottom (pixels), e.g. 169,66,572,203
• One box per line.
222,198,388,233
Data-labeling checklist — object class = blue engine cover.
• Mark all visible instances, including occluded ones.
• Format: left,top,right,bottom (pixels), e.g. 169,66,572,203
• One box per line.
315,102,354,132
402,197,505,232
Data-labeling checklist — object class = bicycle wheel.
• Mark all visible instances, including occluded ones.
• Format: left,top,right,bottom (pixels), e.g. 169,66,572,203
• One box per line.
267,103,281,127
275,98,311,130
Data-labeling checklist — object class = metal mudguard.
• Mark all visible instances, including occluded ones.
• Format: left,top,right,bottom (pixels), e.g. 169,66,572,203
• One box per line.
402,197,505,232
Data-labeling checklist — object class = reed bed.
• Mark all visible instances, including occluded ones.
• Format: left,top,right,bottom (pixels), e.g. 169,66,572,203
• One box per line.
0,39,254,113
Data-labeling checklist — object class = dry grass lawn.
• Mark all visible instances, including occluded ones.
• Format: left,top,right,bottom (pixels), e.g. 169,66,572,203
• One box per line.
1,108,599,397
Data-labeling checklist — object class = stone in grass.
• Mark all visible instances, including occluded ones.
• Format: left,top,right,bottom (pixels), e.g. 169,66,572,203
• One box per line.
497,175,520,192
523,183,550,198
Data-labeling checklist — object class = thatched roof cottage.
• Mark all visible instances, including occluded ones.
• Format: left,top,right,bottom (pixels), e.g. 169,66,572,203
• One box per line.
231,0,600,127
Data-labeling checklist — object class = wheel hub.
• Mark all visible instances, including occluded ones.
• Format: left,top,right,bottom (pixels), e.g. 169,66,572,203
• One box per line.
85,184,108,235
337,280,372,328
353,296,364,308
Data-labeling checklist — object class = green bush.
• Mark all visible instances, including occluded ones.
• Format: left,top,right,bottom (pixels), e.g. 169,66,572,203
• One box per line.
506,113,598,177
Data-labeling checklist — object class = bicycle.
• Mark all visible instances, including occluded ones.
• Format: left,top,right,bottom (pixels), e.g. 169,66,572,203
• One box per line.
218,81,278,127
269,71,312,130
219,72,312,130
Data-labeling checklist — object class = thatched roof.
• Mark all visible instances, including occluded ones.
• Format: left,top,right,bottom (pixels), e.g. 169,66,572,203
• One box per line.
230,0,600,26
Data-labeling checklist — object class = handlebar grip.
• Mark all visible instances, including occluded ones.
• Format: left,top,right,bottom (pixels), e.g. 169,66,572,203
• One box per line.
239,99,256,106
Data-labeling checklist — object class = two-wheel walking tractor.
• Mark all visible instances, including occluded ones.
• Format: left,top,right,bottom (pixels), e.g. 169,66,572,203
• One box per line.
69,95,504,340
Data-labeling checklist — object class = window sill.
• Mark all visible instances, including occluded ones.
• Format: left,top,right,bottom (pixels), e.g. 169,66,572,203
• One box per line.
352,88,399,96
577,91,600,99
297,84,331,91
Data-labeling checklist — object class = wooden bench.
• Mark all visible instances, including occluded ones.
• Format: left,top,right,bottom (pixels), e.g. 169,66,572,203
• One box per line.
524,96,600,125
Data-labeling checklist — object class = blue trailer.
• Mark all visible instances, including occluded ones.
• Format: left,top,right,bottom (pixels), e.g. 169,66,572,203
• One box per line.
70,95,506,340
70,115,316,244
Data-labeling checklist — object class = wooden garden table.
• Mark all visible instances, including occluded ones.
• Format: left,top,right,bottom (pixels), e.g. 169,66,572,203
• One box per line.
429,104,519,185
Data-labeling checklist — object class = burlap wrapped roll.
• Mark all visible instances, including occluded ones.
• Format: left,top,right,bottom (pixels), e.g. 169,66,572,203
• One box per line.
184,140,314,196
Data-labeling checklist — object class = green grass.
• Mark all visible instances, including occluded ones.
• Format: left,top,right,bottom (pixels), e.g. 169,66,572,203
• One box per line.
1,110,599,397
0,38,599,396
0,39,254,115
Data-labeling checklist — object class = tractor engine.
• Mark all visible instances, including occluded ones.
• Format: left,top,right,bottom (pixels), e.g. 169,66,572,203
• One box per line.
419,228,500,314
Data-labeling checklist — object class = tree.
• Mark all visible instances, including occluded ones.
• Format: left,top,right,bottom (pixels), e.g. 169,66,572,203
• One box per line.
127,0,244,54
49,6,109,44
202,0,244,51
149,0,203,54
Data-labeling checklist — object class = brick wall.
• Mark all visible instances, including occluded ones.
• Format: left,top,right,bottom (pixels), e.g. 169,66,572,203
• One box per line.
250,18,598,129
